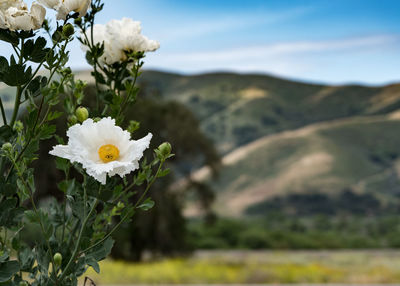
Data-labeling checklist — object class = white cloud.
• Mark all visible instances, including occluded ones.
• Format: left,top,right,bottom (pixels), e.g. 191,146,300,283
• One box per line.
154,6,313,43
143,34,400,85
154,35,399,62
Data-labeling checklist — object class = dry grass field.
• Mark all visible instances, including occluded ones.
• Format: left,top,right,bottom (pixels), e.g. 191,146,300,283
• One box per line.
83,250,400,285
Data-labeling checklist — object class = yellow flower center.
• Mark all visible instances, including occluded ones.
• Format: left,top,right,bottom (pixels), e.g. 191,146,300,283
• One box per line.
98,144,120,163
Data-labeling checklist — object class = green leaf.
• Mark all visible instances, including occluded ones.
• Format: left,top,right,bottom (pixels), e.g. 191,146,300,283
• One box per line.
0,56,8,77
137,198,155,211
0,261,19,282
86,258,100,273
2,64,31,86
0,125,15,144
157,168,171,178
24,37,49,63
0,30,18,46
38,124,56,140
24,210,39,223
86,237,114,261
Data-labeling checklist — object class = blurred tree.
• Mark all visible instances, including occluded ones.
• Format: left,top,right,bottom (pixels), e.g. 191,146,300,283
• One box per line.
32,82,220,261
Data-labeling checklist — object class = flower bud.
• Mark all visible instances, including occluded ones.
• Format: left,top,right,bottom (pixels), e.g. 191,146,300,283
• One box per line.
117,202,125,210
158,142,172,157
75,107,89,123
74,17,82,26
68,115,78,125
53,252,62,267
62,23,75,38
13,120,23,132
2,142,12,152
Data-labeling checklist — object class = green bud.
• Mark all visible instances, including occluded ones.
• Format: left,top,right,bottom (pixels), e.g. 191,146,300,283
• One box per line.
62,67,72,75
128,120,140,133
158,142,172,157
117,202,125,210
53,252,62,266
93,117,101,123
2,142,12,152
19,281,28,286
74,17,82,26
13,120,23,132
62,23,75,38
68,115,78,125
75,107,89,123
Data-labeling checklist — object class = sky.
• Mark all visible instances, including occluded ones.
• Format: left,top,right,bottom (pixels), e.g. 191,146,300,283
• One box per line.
5,0,400,85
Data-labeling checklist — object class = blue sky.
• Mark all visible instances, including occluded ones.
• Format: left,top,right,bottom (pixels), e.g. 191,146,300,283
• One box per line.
7,0,400,85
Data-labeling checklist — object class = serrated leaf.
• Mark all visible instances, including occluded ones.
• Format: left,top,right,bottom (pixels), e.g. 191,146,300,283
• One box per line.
157,168,171,178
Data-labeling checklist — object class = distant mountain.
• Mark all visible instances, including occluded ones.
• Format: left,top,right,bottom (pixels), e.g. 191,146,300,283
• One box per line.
3,70,400,217
133,71,400,217
135,71,400,154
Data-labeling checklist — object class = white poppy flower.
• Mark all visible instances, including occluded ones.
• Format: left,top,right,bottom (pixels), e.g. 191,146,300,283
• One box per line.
49,117,152,184
85,23,124,66
5,2,45,31
0,0,45,31
38,0,90,20
82,17,160,65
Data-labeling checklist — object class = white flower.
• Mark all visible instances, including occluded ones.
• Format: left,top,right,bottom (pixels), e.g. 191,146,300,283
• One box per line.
107,18,160,54
87,23,124,65
49,117,152,184
38,0,90,20
6,2,45,31
0,0,46,31
82,17,160,65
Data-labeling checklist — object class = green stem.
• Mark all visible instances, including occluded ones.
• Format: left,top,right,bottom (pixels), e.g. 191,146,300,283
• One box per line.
10,40,24,127
10,157,59,285
59,198,99,282
0,97,7,126
117,62,140,119
10,85,22,128
80,160,165,255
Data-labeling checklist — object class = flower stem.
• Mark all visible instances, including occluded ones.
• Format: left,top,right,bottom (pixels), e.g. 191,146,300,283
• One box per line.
10,39,24,127
59,198,99,282
0,97,8,126
80,159,165,255
10,157,59,285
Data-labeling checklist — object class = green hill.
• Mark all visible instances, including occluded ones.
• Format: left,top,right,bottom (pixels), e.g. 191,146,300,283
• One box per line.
193,115,400,216
3,70,400,217
136,71,400,154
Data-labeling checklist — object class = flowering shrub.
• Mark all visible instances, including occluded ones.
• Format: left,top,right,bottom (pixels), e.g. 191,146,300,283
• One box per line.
0,1,171,285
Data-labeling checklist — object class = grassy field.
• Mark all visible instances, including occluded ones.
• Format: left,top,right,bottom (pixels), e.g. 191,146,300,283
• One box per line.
83,250,400,285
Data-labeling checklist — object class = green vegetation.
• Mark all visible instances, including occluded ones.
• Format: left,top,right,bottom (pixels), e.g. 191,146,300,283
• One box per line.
84,250,400,284
187,215,400,249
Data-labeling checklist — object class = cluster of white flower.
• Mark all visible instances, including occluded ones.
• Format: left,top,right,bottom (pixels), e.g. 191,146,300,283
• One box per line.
50,117,152,184
0,0,45,31
38,0,90,20
84,17,160,65
0,0,91,31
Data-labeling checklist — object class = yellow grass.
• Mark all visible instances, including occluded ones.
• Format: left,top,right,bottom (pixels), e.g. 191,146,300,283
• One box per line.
82,250,400,285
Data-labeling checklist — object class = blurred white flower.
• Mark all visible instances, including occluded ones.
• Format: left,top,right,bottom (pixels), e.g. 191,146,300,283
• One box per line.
0,1,46,31
38,0,90,20
6,2,45,30
49,117,152,184
83,17,160,65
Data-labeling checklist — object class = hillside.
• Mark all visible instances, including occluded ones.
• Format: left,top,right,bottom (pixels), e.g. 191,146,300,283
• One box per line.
2,70,400,217
136,71,400,154
189,114,400,216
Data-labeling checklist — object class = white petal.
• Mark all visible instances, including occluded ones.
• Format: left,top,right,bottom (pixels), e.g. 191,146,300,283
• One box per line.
49,118,152,184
